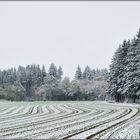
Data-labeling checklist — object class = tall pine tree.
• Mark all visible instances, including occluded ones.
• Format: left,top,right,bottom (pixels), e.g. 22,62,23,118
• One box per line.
75,66,82,80
57,66,63,79
108,41,128,102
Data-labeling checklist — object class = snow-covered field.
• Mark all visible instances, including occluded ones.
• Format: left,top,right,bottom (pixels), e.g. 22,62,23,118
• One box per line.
0,100,140,139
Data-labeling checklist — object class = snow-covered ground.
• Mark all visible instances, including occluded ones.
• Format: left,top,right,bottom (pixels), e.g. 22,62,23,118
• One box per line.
0,100,140,139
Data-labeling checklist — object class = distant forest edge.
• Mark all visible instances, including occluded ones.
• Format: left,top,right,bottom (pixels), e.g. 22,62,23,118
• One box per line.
1,29,140,103
0,64,108,101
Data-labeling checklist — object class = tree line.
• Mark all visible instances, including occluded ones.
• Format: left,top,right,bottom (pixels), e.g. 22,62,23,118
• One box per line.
3,28,140,103
0,63,108,101
108,29,140,103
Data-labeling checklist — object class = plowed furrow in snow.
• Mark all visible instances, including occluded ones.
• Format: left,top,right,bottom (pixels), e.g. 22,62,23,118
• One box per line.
102,108,140,139
21,110,102,139
26,109,112,139
24,104,122,139
0,101,139,139
0,104,87,138
71,107,138,139
0,104,91,138
0,104,58,125
0,104,65,131
62,108,131,139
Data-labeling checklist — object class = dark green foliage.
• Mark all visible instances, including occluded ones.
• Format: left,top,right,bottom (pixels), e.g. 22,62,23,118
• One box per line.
108,29,140,103
0,63,108,101
75,66,82,80
48,63,58,78
0,81,25,101
83,66,92,80
57,66,63,79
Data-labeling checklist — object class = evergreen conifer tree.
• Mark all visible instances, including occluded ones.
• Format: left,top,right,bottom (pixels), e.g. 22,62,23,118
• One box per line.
83,66,92,80
57,66,63,79
75,66,82,80
48,63,58,78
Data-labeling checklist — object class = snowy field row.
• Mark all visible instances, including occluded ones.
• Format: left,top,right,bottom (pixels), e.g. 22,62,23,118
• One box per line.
0,101,140,139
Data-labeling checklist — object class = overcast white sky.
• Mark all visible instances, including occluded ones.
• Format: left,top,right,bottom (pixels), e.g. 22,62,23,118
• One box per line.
0,2,140,78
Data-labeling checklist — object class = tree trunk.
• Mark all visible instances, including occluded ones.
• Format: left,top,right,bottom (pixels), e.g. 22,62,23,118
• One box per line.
133,95,136,103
